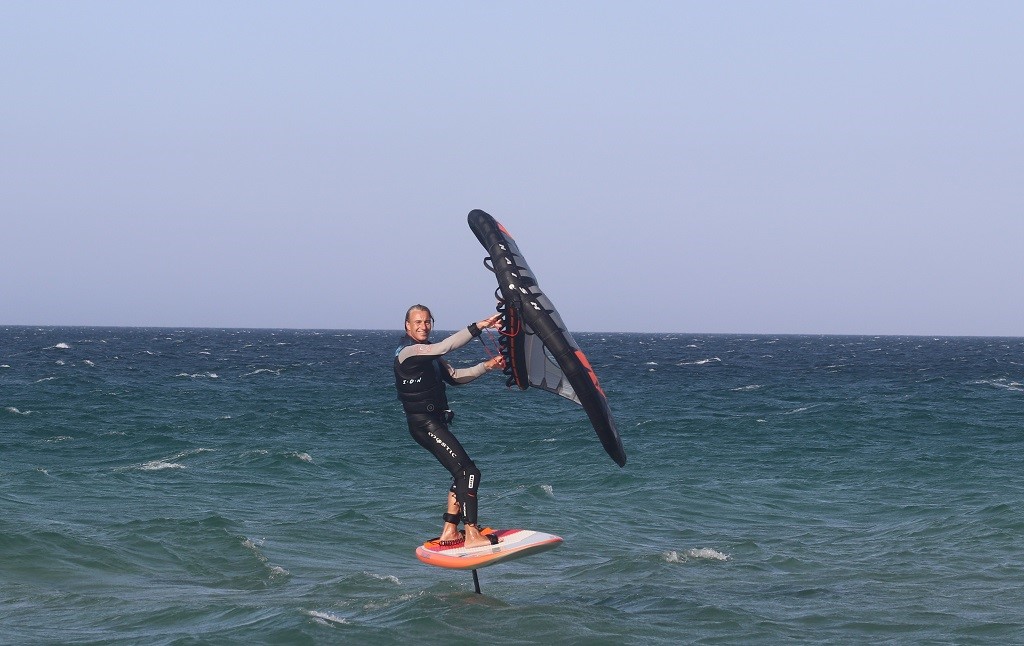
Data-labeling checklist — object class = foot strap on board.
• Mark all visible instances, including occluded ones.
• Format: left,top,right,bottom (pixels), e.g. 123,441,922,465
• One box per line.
472,526,499,545
438,534,465,547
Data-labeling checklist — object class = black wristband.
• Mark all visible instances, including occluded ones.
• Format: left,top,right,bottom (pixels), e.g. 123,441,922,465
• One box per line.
468,322,481,337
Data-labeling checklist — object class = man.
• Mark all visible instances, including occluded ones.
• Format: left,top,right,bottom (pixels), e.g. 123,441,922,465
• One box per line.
394,304,505,548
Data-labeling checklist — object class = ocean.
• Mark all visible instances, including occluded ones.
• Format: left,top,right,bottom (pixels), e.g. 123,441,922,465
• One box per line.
2,326,1023,644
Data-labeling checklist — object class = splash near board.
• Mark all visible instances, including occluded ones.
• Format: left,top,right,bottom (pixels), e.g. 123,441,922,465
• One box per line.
468,209,627,467
416,528,563,570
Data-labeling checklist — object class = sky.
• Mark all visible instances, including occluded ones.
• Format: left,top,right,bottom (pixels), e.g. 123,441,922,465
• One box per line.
3,1,1022,336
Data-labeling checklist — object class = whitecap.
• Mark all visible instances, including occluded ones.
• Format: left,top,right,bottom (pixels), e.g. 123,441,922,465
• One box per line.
366,572,400,585
664,547,729,563
133,448,212,471
5,407,32,416
677,357,722,366
140,460,185,471
291,452,314,463
46,436,73,443
1,364,10,369
689,547,730,561
975,379,1024,392
47,343,71,350
243,537,262,548
243,368,282,377
306,610,348,626
540,484,554,497
732,384,762,392
83,360,95,367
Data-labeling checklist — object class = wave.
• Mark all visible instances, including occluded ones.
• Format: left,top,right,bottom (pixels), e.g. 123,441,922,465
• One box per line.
664,548,730,563
5,407,32,415
306,609,350,626
243,368,282,377
364,572,400,585
241,537,291,581
676,357,722,366
234,449,316,468
140,460,186,471
175,372,219,379
123,448,215,472
973,379,1024,392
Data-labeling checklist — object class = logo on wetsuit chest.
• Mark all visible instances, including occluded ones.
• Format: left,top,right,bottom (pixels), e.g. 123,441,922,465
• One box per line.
402,377,423,385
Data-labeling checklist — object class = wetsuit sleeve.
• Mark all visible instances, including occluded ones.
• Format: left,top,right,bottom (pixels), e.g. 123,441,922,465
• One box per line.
396,327,474,364
441,359,490,384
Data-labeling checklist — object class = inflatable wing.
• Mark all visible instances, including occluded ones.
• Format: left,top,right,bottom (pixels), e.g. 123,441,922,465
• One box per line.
468,209,626,467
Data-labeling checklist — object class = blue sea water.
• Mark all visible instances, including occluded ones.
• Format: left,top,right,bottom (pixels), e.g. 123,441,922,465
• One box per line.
2,326,1023,644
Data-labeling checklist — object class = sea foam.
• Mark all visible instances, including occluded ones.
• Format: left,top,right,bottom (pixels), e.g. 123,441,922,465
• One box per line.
306,610,349,626
664,548,730,563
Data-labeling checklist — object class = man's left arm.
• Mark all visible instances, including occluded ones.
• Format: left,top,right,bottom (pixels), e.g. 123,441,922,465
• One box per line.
443,357,501,385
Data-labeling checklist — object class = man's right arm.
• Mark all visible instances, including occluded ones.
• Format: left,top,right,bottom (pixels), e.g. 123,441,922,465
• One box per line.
396,327,475,364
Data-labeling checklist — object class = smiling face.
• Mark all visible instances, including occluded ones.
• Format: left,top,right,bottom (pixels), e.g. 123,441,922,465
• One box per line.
405,306,433,343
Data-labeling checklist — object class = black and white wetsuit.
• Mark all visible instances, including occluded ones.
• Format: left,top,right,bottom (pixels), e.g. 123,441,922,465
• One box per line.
394,324,490,525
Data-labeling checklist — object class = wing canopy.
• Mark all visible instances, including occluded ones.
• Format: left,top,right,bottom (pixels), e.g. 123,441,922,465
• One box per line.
468,209,626,467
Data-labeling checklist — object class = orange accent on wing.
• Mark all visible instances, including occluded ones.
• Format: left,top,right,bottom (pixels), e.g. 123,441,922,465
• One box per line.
497,222,515,239
574,350,606,398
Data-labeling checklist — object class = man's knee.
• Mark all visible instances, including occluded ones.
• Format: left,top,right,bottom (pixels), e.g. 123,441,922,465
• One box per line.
457,461,481,492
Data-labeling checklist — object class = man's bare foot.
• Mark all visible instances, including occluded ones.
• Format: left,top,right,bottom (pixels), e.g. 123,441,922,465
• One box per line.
463,524,498,548
439,523,463,545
